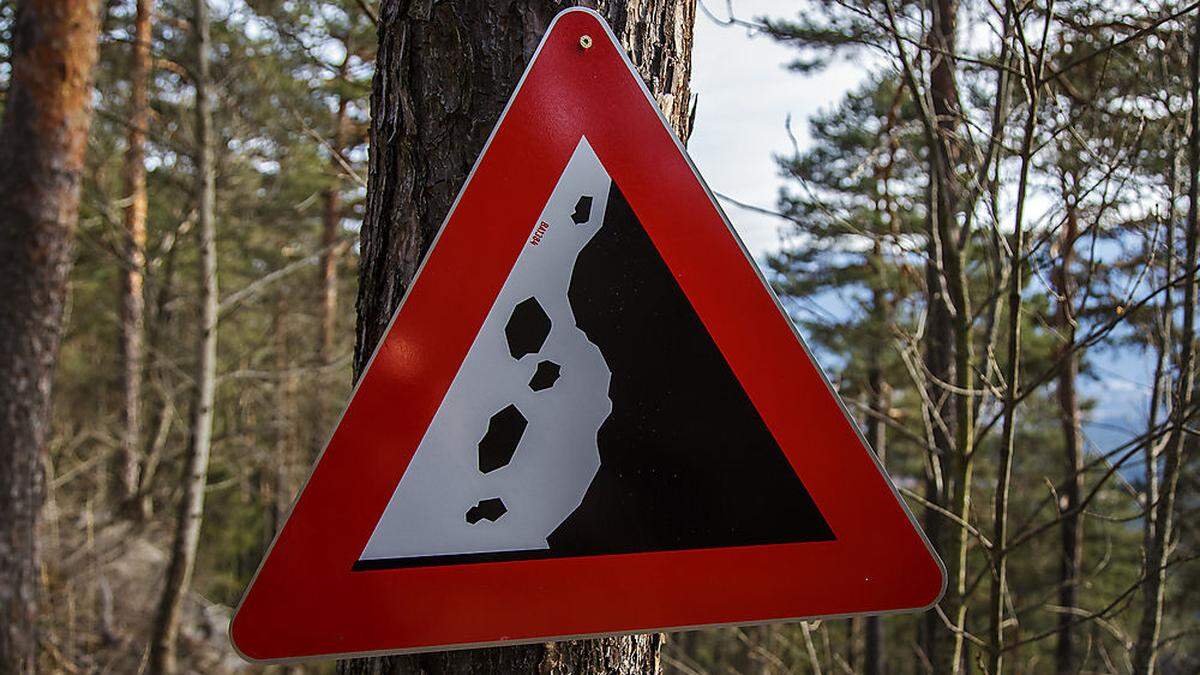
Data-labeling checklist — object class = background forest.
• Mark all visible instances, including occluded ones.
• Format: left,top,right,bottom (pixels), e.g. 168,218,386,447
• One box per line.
0,0,1197,673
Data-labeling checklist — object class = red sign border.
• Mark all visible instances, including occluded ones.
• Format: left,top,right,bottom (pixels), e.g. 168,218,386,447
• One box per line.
230,8,945,663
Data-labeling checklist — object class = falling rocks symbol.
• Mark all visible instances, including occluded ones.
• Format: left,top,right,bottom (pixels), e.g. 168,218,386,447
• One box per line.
371,176,835,567
349,149,834,570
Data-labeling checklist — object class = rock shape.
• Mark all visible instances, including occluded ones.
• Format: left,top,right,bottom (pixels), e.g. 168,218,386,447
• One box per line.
572,195,593,224
478,404,528,473
505,297,551,359
528,360,562,391
465,498,508,524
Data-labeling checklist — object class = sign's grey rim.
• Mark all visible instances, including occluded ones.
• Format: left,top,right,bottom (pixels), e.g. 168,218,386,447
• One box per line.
228,6,947,665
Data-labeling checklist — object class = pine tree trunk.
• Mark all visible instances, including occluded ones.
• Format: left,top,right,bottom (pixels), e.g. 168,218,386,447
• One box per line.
0,1,101,670
272,298,295,538
864,327,888,675
117,0,155,516
922,0,968,670
1132,7,1200,673
319,57,352,364
343,1,693,672
148,0,218,671
1053,198,1083,675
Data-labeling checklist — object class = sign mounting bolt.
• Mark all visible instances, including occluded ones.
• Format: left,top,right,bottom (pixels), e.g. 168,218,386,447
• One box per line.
580,34,593,49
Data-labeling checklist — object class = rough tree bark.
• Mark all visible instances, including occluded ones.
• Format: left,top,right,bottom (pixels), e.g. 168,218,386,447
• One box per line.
1132,6,1200,673
148,0,218,671
0,1,102,671
117,0,155,516
342,1,693,672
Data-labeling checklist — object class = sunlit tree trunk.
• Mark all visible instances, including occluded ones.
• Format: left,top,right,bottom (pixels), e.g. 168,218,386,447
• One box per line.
117,0,155,517
340,1,693,672
0,1,101,670
149,0,218,671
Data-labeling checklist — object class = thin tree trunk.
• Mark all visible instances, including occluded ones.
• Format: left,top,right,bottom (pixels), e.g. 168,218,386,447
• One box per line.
1053,194,1083,674
922,0,972,670
919,73,954,675
0,1,101,670
148,0,218,671
989,8,1052,672
1149,145,1178,535
864,310,889,675
1140,143,1175,637
117,0,155,517
272,298,293,538
136,214,189,509
861,237,891,675
319,57,352,364
1131,7,1200,673
342,1,692,672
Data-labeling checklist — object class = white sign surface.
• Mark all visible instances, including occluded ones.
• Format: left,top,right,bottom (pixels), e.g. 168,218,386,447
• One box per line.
358,139,614,564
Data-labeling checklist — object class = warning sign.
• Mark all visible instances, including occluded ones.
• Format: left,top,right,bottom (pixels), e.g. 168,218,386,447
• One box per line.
231,8,944,663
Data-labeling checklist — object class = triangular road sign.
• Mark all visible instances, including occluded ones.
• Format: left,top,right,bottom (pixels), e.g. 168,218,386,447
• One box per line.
232,8,944,663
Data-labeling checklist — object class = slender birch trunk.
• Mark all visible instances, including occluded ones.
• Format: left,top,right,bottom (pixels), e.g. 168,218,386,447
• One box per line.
148,0,218,671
